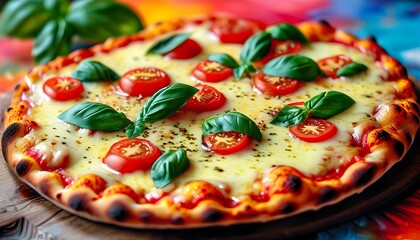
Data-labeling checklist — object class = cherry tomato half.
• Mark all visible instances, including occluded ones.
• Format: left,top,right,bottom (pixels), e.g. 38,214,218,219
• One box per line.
118,67,171,98
103,138,162,174
191,60,233,82
164,38,202,60
256,40,302,67
182,84,226,112
42,76,84,101
317,54,352,79
289,118,337,143
203,131,250,155
252,72,301,97
210,18,255,44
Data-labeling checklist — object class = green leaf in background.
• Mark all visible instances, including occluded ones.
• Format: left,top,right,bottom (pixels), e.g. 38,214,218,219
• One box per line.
66,0,144,41
267,23,309,43
262,55,322,82
208,53,239,69
71,60,120,82
151,148,190,189
270,106,309,127
337,62,368,77
240,31,272,63
146,33,191,55
304,91,355,119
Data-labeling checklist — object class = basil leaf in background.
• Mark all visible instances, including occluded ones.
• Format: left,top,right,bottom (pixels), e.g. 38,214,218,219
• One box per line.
0,0,51,38
58,101,133,131
304,91,355,119
267,23,309,43
202,112,262,141
71,60,120,82
146,33,191,55
66,0,143,41
151,148,190,189
208,53,239,68
240,31,272,63
337,62,368,77
270,106,309,127
262,55,322,82
127,83,198,138
32,19,74,64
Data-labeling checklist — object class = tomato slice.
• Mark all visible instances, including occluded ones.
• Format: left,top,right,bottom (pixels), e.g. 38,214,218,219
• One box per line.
252,72,301,97
42,76,84,101
103,138,162,174
289,118,337,143
202,131,250,155
182,84,226,112
317,54,352,78
255,40,302,67
210,18,255,44
164,38,202,60
118,67,171,97
191,60,233,82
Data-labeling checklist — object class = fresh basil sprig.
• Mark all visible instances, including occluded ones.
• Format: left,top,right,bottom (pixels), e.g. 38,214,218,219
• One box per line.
262,55,323,82
146,33,191,55
58,102,132,131
208,53,240,69
266,23,309,43
71,60,120,82
202,112,262,141
0,0,143,64
151,148,190,189
270,91,355,127
337,62,368,77
126,83,198,138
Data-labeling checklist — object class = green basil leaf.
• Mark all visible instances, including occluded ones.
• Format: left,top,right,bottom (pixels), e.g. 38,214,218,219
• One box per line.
58,101,133,131
270,106,309,127
262,55,322,82
337,62,368,77
304,91,355,119
127,83,198,138
146,33,191,55
267,23,309,43
233,63,256,79
208,53,239,68
151,148,190,189
0,0,52,38
32,19,74,64
202,112,262,141
67,0,143,41
71,60,120,82
240,31,272,63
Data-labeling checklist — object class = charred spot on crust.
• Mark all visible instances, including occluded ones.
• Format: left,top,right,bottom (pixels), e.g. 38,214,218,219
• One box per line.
2,122,24,162
394,140,405,157
405,132,412,144
408,101,420,114
107,202,130,222
279,203,296,214
412,114,419,124
172,216,184,225
352,164,376,187
202,208,223,222
374,129,391,142
15,159,31,176
39,181,51,196
318,19,332,27
282,175,302,193
139,211,152,223
318,187,338,204
69,195,88,211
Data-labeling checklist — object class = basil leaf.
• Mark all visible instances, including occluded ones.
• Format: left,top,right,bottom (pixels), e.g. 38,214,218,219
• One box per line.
127,83,198,138
58,102,133,131
151,148,190,189
304,91,355,119
32,19,74,64
146,33,191,55
240,31,272,63
0,0,51,38
202,112,262,141
270,106,309,127
262,55,322,82
267,23,309,43
71,60,120,82
67,0,143,41
337,62,368,77
233,63,256,79
208,53,239,68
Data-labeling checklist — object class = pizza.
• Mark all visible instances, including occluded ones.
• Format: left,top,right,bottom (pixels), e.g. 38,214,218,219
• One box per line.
2,16,419,228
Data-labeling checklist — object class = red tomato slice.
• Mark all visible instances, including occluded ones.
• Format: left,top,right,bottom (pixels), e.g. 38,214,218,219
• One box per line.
42,76,84,101
203,131,250,155
317,54,352,78
256,40,302,66
103,138,162,174
183,84,226,112
210,18,255,44
118,67,171,97
191,60,233,82
289,118,337,143
164,38,202,60
252,72,301,97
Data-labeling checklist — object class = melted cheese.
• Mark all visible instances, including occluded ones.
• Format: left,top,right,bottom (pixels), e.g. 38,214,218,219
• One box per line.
26,23,396,197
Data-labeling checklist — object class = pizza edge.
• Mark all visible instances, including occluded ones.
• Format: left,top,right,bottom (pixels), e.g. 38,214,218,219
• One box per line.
2,16,420,228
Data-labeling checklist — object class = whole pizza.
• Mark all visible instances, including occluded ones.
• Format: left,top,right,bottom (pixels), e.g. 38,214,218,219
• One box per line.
2,16,419,228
